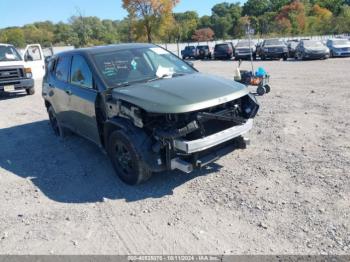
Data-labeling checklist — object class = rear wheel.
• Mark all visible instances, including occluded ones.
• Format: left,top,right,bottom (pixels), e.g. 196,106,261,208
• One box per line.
257,86,266,96
26,87,35,95
48,106,65,137
108,130,152,185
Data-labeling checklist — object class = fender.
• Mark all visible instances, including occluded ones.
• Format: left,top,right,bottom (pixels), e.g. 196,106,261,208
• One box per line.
103,117,166,172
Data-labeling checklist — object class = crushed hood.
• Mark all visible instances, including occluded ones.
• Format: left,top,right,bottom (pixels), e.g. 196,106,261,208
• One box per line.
112,73,249,114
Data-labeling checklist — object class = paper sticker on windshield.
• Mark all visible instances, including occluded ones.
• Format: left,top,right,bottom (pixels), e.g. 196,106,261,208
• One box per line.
150,47,168,55
131,59,137,70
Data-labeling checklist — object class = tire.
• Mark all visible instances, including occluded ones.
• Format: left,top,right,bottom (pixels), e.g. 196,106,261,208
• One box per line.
283,54,288,61
108,130,152,185
297,53,303,61
253,54,257,61
261,55,266,61
26,87,35,95
264,85,271,94
257,86,266,96
48,106,65,137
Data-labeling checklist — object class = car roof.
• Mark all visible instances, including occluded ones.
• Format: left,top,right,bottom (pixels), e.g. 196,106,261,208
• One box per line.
0,43,13,47
56,43,156,56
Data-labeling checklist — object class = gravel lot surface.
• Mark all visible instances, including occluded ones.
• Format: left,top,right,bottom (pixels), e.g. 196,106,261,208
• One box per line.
0,58,349,255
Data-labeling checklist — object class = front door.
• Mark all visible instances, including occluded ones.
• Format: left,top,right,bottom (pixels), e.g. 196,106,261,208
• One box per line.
67,55,101,145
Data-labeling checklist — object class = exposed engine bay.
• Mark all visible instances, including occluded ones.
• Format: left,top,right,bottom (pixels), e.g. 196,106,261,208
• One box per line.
105,93,259,173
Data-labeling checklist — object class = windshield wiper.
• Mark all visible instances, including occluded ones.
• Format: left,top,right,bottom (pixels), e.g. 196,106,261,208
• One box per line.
147,73,186,83
115,81,130,87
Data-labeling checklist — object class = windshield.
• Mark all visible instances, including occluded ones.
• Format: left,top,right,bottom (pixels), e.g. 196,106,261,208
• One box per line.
303,41,324,47
236,41,251,48
93,47,196,88
215,44,229,51
0,46,22,62
264,39,285,46
332,39,350,45
197,46,209,50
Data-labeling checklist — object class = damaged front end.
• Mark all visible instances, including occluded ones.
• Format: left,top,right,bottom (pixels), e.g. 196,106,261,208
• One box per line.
106,93,259,174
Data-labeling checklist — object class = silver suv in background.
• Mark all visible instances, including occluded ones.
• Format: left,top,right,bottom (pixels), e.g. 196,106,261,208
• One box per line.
234,40,257,60
326,39,350,58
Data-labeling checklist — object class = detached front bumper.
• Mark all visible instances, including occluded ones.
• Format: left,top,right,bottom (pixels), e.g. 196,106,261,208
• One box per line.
169,119,253,173
174,119,253,154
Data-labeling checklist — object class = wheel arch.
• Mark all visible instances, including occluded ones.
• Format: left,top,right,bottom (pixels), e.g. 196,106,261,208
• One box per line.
104,117,165,173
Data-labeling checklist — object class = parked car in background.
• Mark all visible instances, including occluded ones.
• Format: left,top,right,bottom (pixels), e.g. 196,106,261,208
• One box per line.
195,45,212,59
235,40,257,60
295,40,330,60
42,43,259,185
287,40,299,58
213,43,234,60
326,39,350,57
181,46,196,60
255,42,263,57
0,43,44,95
258,39,289,61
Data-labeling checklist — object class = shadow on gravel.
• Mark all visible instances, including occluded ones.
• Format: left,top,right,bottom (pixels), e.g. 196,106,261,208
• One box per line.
0,120,222,204
0,91,27,100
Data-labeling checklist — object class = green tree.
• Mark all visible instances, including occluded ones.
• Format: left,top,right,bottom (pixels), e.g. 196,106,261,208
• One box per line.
311,0,345,15
334,5,350,33
1,28,25,47
211,2,242,39
122,0,179,43
243,0,270,17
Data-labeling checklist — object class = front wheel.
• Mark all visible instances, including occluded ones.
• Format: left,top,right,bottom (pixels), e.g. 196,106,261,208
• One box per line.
108,130,152,185
283,54,288,61
26,87,35,95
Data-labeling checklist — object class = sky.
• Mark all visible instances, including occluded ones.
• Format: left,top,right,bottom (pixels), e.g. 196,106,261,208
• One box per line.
0,0,245,29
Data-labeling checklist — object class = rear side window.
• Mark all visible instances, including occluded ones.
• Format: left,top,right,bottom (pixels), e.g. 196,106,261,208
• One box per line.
55,56,70,82
70,55,93,89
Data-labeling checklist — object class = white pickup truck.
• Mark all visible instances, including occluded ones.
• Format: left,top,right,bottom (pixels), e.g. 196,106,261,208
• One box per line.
0,43,45,95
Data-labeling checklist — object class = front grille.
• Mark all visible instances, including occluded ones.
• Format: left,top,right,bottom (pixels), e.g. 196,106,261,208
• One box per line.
0,68,24,81
268,47,283,52
237,48,250,53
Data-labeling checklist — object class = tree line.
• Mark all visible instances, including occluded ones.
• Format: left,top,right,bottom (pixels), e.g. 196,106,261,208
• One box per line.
0,0,349,48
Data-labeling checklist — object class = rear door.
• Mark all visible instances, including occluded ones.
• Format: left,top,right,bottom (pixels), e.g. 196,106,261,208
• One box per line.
23,44,45,80
67,54,100,145
50,55,73,128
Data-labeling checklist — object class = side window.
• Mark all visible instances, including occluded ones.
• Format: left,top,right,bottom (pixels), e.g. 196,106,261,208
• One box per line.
55,56,71,82
70,55,93,89
25,45,42,61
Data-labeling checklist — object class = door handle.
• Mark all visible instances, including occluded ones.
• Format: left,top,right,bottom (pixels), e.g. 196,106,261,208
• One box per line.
65,90,73,96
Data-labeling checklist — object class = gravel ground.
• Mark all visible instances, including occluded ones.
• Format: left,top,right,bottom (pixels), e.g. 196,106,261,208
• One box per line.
0,58,349,255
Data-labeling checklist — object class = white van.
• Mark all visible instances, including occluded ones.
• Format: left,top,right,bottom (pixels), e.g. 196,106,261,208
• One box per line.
0,44,45,95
